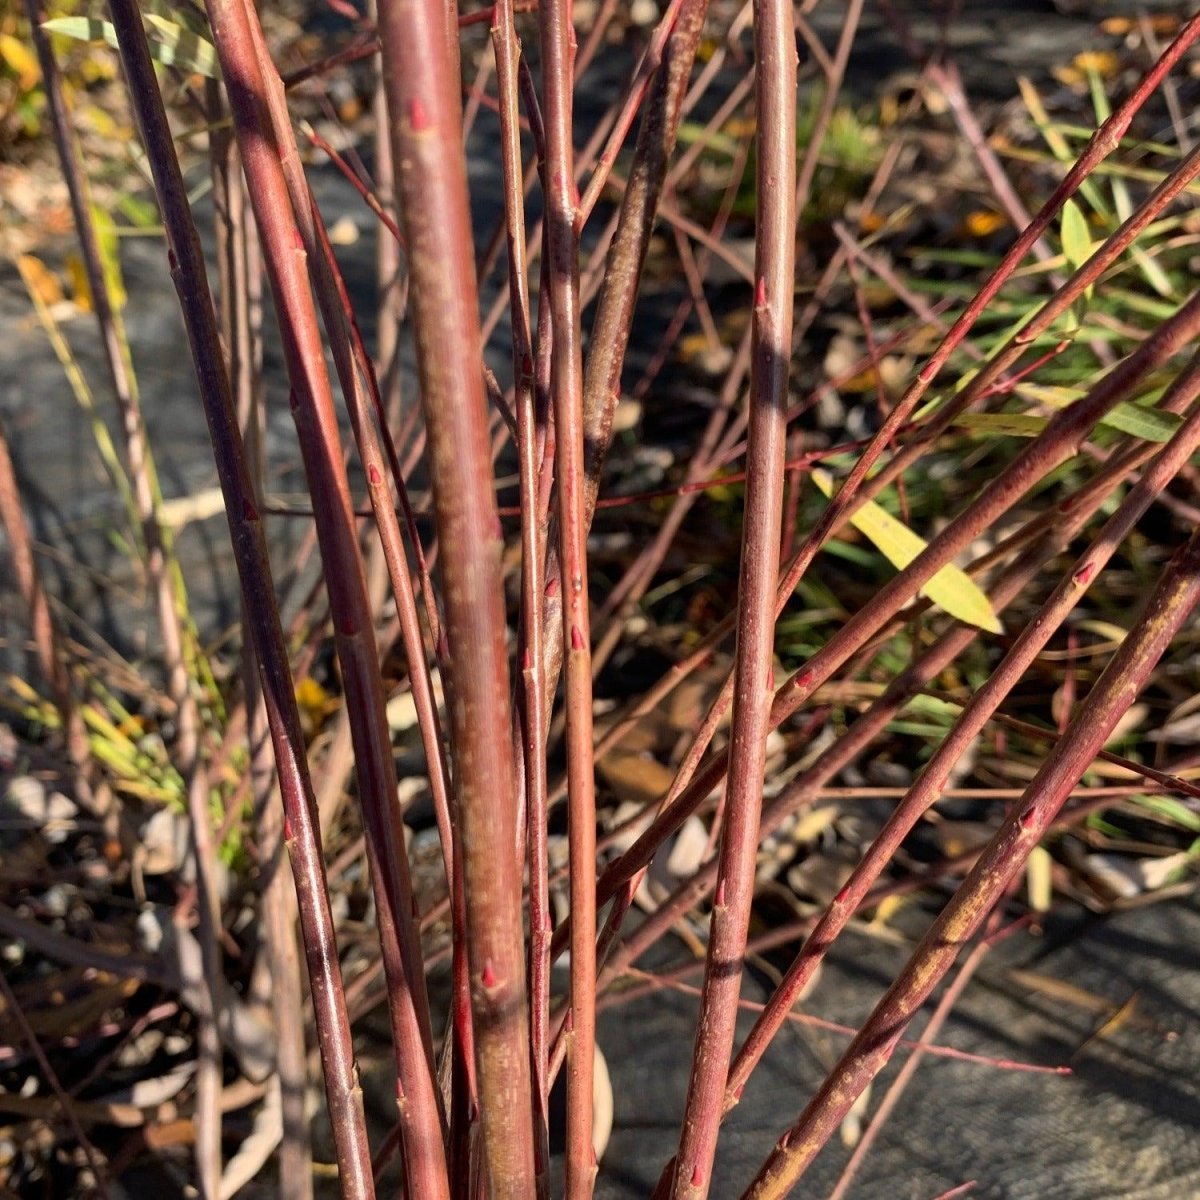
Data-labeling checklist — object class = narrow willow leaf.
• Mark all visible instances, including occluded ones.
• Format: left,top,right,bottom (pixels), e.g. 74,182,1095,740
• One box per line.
142,13,218,77
42,15,218,78
1017,383,1183,443
1095,403,1183,442
810,469,1003,634
1018,76,1108,214
91,205,127,311
1131,794,1200,834
953,412,1046,438
1060,200,1094,271
1060,199,1095,306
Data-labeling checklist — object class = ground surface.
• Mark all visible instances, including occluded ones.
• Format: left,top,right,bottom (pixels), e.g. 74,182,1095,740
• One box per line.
2,1,1199,1196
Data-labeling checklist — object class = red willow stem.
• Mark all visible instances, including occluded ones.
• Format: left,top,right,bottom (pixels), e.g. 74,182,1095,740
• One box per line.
537,0,710,719
742,532,1200,1199
826,925,1007,1200
375,0,538,1196
491,4,553,1191
201,5,450,1195
103,1,374,1193
661,0,796,1193
207,78,307,1195
536,0,600,1191
241,0,456,925
724,343,1200,1108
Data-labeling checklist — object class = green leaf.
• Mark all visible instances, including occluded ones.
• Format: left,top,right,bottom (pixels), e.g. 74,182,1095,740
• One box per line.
1017,383,1184,443
810,469,1003,634
1060,199,1095,308
42,15,218,78
953,412,1047,438
1097,403,1184,443
91,205,126,311
1060,200,1094,271
1131,794,1200,834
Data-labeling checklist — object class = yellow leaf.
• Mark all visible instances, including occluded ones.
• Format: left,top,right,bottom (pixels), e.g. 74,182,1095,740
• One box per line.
16,255,63,307
0,33,40,91
963,209,1006,238
295,675,333,717
811,469,1003,634
953,412,1047,438
66,253,93,312
90,205,126,311
1072,50,1120,78
1027,845,1054,913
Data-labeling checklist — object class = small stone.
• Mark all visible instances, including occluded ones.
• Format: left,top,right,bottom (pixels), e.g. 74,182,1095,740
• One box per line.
2,778,78,844
630,0,658,26
40,884,74,918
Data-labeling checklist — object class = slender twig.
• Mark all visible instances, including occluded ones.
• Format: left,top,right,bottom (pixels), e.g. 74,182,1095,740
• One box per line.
660,1,795,1191
0,418,113,823
825,925,1007,1200
105,2,374,1192
536,0,600,1189
794,0,865,215
207,79,313,1200
0,971,112,1199
492,5,553,1194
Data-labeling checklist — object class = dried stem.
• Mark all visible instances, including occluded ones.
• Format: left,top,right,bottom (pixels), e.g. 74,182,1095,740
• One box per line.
0,417,112,824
